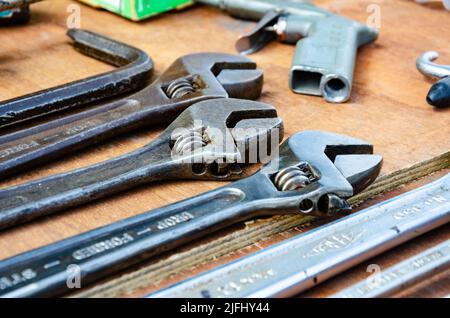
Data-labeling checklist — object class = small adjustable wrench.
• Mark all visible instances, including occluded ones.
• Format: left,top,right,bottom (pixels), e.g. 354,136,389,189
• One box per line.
0,98,282,230
0,131,381,298
0,53,263,178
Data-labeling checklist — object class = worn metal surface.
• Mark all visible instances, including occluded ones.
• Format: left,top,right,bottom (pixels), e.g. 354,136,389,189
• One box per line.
196,0,378,103
416,51,450,108
0,130,381,297
417,51,450,80
0,52,263,178
0,29,154,128
0,98,282,230
331,238,450,298
149,173,449,298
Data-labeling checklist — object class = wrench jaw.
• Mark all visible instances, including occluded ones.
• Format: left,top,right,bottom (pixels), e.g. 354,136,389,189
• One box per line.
183,52,265,100
334,154,383,196
260,131,382,217
231,116,284,168
215,69,264,100
165,98,284,181
145,53,264,104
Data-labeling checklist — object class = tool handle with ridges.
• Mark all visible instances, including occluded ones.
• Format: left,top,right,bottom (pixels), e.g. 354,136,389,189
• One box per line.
0,185,248,297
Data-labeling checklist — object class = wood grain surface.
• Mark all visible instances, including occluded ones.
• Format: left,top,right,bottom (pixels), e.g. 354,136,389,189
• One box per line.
0,0,449,297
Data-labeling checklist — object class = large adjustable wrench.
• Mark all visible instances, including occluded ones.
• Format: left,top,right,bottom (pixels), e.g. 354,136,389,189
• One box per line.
0,131,381,298
0,53,263,178
0,98,282,230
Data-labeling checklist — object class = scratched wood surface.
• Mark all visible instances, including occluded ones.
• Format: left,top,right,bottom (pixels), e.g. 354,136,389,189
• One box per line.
0,0,449,297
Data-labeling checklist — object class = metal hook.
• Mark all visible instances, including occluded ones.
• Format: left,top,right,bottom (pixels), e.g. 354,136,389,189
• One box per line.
416,51,450,79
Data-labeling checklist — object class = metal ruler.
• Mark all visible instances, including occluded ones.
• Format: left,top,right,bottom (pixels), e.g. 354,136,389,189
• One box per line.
148,173,450,298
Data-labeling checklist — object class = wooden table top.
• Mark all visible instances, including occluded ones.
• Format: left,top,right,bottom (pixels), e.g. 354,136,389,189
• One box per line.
0,0,448,297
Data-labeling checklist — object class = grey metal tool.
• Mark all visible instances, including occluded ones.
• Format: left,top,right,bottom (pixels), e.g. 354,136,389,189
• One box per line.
0,29,154,128
0,52,262,178
0,98,283,230
331,237,450,298
416,51,450,108
0,130,381,297
196,0,378,103
149,173,450,298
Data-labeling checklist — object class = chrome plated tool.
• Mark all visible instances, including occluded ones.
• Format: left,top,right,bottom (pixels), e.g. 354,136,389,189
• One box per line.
331,237,450,298
0,29,154,128
0,130,381,297
0,52,263,178
149,173,450,298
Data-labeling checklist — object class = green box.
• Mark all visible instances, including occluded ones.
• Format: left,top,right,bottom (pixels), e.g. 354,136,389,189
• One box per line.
78,0,193,21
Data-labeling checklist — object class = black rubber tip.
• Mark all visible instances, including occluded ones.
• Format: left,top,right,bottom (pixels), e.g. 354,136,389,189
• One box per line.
427,77,450,109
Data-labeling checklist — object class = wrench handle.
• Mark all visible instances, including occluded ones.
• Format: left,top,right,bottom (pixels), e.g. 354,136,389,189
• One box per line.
0,185,249,297
0,139,175,230
0,29,153,128
0,95,176,179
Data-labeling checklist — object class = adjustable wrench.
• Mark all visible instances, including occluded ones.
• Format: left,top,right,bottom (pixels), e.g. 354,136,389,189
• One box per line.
0,130,381,297
0,98,282,230
0,29,154,128
0,53,263,178
150,174,449,298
